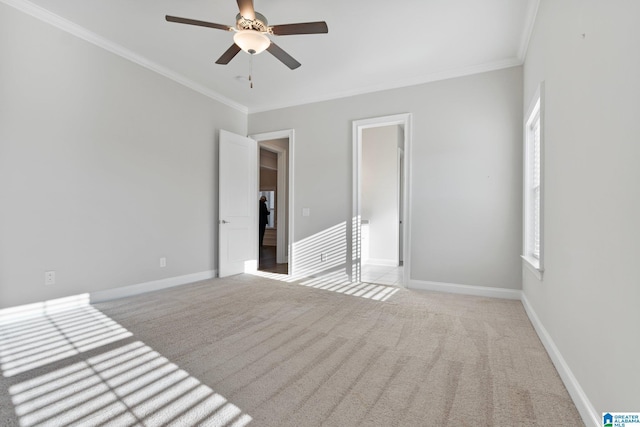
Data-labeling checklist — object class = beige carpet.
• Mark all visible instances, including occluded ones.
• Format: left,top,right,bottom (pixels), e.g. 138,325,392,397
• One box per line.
0,274,583,426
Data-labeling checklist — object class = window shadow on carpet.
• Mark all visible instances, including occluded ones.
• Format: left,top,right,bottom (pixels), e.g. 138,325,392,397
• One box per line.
0,296,252,426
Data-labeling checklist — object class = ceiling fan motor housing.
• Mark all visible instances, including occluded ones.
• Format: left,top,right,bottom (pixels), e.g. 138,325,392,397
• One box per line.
166,2,326,70
235,12,268,32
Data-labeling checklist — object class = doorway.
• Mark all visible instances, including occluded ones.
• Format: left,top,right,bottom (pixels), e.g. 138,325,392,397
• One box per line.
352,114,412,287
251,130,294,276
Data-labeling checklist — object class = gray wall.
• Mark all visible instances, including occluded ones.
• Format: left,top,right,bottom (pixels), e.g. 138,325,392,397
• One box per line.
4,0,637,418
0,4,246,308
523,0,640,415
249,66,523,289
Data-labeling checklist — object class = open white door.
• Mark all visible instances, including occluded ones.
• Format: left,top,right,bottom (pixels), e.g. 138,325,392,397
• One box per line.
219,130,257,277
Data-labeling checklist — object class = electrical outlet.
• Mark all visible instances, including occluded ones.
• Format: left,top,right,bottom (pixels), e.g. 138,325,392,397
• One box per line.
160,257,167,268
45,271,55,285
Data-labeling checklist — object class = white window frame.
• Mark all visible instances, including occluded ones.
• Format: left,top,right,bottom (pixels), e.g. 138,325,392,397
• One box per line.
522,83,545,280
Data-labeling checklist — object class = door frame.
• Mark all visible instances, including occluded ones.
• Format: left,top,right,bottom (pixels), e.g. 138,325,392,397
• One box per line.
250,129,295,275
398,146,404,264
259,143,287,264
352,114,412,286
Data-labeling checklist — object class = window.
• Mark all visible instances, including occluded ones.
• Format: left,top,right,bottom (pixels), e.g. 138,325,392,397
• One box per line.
523,84,544,279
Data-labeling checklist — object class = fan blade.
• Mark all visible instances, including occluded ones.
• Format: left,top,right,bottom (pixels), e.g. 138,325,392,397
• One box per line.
165,15,231,31
270,21,328,36
237,0,255,20
216,44,242,65
267,42,301,70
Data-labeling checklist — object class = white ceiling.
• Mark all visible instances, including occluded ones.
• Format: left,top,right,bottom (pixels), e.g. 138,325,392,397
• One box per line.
11,0,539,113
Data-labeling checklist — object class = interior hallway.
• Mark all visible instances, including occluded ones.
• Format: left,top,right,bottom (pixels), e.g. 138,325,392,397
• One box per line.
258,246,288,275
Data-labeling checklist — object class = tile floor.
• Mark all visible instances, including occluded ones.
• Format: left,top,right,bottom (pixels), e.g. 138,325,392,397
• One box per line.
361,263,404,286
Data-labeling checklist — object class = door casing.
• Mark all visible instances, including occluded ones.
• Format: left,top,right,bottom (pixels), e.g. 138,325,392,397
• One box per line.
250,129,295,276
352,114,412,286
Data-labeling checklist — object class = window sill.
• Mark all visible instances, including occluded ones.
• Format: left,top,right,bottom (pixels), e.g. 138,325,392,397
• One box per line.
521,255,544,281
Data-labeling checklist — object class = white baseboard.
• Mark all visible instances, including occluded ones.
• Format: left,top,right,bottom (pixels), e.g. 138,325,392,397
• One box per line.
409,279,596,426
408,279,522,300
90,270,217,304
520,294,599,427
364,259,399,267
0,294,92,324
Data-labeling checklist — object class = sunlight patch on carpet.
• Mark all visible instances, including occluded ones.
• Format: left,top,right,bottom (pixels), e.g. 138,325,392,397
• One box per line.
1,296,253,426
299,271,399,301
250,268,399,301
0,295,131,377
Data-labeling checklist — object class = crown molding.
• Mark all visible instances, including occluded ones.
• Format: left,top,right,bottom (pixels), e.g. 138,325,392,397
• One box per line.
4,0,536,117
1,0,248,114
248,57,523,114
518,0,540,61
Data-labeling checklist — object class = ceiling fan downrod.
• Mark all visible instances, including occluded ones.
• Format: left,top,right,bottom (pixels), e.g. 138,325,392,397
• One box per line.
165,0,327,70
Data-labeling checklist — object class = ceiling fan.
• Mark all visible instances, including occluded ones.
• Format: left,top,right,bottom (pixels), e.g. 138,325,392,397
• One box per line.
166,0,328,70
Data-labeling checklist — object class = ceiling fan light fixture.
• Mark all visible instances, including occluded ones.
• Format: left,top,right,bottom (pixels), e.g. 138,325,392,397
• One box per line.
233,30,270,55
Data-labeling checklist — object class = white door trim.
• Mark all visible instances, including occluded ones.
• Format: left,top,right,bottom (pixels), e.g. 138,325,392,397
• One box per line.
353,114,412,286
259,142,287,264
398,146,404,264
250,129,295,275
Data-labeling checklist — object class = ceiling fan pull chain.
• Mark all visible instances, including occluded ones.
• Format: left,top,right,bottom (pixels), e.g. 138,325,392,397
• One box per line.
249,54,254,89
165,6,327,71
